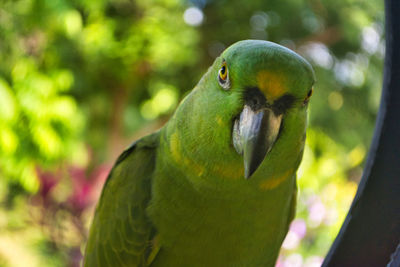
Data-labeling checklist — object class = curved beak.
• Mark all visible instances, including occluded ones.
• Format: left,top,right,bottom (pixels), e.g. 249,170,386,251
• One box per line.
233,105,283,179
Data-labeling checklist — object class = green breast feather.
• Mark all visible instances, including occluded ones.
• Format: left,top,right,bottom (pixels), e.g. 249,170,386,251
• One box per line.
84,40,315,267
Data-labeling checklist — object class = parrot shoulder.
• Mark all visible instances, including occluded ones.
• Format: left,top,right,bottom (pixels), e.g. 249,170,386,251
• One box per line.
84,131,160,267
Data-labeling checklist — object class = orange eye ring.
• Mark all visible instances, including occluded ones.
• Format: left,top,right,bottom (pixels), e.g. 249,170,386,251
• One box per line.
218,61,230,90
219,62,228,81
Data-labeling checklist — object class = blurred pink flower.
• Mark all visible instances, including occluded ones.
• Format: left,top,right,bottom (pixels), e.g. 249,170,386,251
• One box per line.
290,219,307,239
308,200,326,227
67,165,110,214
36,168,61,200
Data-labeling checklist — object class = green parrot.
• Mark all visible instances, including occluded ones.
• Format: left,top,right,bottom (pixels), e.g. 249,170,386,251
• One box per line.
84,40,315,267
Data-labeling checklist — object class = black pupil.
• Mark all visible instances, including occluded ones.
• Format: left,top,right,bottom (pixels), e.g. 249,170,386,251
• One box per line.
221,66,226,74
307,90,312,97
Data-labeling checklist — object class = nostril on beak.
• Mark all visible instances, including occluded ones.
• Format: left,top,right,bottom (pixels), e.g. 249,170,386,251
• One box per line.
244,87,267,111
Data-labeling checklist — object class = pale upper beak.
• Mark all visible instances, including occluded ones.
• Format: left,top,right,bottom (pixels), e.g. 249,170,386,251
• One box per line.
232,88,283,179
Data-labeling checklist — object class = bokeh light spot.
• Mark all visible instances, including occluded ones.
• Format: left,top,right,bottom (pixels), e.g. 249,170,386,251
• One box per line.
153,88,178,113
0,127,18,154
304,256,323,267
283,253,303,267
328,91,343,110
64,10,82,37
250,11,269,31
348,145,366,167
0,79,17,121
362,25,380,54
282,231,300,250
140,85,178,120
183,7,204,26
55,70,74,91
301,42,333,69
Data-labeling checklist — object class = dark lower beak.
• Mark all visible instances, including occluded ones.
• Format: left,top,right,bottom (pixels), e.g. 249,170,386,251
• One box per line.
233,105,283,179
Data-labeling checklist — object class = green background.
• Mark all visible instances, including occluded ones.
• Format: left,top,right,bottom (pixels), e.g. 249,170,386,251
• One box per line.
0,0,384,266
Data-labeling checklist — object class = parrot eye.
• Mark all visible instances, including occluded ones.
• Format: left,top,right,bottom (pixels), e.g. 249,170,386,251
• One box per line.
303,88,313,105
218,61,230,90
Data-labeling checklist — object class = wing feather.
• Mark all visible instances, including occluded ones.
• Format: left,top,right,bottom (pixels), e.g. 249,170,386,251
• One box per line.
84,133,159,267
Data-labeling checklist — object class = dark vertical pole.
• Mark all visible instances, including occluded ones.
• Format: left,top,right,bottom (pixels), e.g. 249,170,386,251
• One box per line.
322,0,400,266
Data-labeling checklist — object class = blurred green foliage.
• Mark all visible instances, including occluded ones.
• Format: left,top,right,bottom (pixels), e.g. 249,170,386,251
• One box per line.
0,0,383,266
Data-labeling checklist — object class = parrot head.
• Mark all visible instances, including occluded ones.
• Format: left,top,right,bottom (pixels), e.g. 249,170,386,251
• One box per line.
167,40,315,182
220,40,316,178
